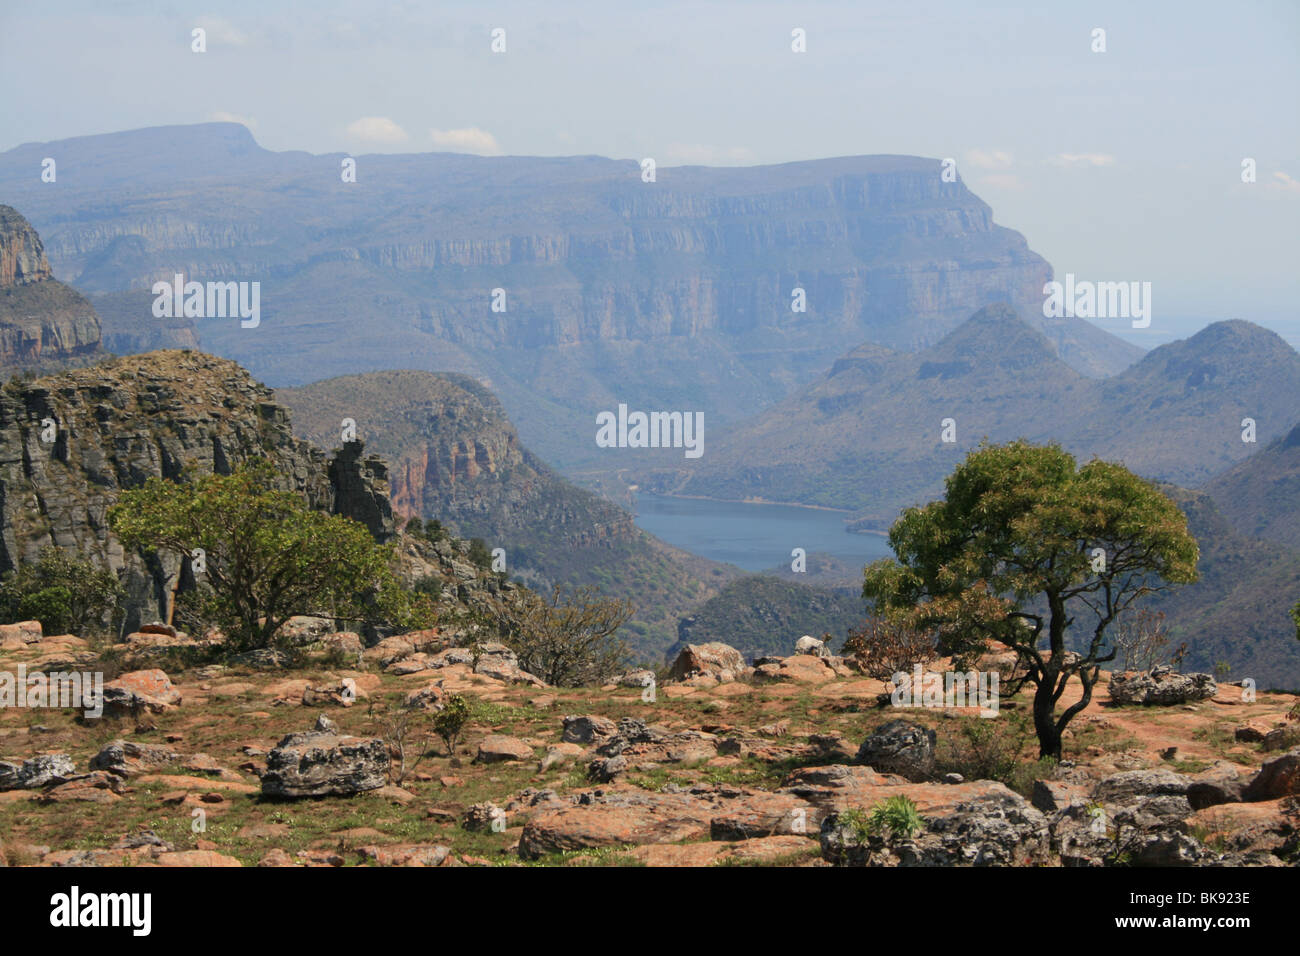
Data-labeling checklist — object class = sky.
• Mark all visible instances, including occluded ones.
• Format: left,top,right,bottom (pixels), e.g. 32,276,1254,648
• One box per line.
1,0,1297,348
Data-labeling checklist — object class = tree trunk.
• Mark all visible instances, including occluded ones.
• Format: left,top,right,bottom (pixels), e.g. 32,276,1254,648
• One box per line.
1033,675,1063,760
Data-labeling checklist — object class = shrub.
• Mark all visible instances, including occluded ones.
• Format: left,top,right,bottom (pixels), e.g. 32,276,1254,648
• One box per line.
843,616,937,681
0,547,124,637
502,584,633,687
433,694,471,757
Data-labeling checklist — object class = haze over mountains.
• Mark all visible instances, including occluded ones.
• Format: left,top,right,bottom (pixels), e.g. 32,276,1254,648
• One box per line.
648,305,1300,529
0,122,1141,470
0,123,1296,687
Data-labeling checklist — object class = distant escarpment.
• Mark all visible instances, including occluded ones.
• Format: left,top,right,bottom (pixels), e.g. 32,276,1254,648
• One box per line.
277,369,739,661
0,123,1141,469
0,205,102,374
0,350,393,633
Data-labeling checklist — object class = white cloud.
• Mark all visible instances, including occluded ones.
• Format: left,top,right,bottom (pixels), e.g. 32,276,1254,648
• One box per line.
1050,153,1116,168
1266,171,1300,196
976,173,1024,191
662,143,756,166
963,149,1014,170
194,17,252,47
208,111,256,130
345,117,410,146
428,127,503,155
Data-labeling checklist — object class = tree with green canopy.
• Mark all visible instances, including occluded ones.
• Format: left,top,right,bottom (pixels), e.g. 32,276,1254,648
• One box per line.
109,464,434,651
863,440,1199,760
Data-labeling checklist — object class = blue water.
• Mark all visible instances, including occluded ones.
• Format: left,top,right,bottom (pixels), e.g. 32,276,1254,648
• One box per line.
632,494,893,572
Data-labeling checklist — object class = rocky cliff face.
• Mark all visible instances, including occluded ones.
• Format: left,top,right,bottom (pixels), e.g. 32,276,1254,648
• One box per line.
276,369,738,660
0,350,393,632
0,124,1141,469
0,205,102,372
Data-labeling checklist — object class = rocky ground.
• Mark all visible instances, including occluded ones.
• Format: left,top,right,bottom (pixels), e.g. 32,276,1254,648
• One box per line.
1,624,1297,868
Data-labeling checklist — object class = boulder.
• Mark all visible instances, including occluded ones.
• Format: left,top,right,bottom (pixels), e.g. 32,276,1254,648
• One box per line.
795,635,829,657
358,844,452,867
667,642,747,683
0,620,42,647
856,719,936,781
1031,779,1089,813
100,669,182,718
34,771,124,804
474,735,534,764
1243,748,1300,801
562,714,617,745
821,786,1049,866
1107,667,1216,705
0,753,74,790
261,732,389,798
518,790,716,858
88,740,179,777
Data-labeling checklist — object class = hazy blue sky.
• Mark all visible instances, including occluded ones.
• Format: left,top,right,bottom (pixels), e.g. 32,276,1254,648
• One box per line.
2,0,1297,347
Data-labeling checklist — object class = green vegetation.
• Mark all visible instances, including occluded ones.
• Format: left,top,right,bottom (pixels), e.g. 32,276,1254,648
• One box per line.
501,584,633,687
109,463,435,651
433,694,472,757
864,440,1199,759
0,547,123,637
866,795,924,840
670,574,864,660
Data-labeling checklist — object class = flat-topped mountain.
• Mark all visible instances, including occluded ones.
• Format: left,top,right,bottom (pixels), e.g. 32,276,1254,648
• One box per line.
0,123,1140,469
0,205,102,373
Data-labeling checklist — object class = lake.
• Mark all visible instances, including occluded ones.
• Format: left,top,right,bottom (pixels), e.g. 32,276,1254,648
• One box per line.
632,494,893,572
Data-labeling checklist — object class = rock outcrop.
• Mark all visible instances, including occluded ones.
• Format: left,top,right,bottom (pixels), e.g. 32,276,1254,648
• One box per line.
260,731,389,798
0,350,395,632
1108,667,1218,706
0,205,102,373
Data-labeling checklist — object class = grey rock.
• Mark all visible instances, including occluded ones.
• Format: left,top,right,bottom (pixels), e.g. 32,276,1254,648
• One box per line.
856,719,936,781
0,753,74,790
261,732,388,798
1108,668,1217,705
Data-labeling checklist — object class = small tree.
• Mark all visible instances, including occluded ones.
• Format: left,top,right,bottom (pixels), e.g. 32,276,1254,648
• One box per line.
432,694,471,757
109,464,434,651
503,584,633,687
0,547,123,637
864,441,1198,760
1110,608,1170,672
843,616,937,681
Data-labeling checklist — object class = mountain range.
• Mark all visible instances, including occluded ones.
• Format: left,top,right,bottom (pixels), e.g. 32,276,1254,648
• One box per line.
644,305,1300,529
0,122,1141,473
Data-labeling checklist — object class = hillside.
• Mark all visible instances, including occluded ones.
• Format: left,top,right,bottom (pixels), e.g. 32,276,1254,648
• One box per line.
2,619,1297,869
0,123,1141,472
1206,421,1300,551
1146,487,1300,689
671,575,865,661
0,350,398,632
650,308,1300,528
276,370,739,662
